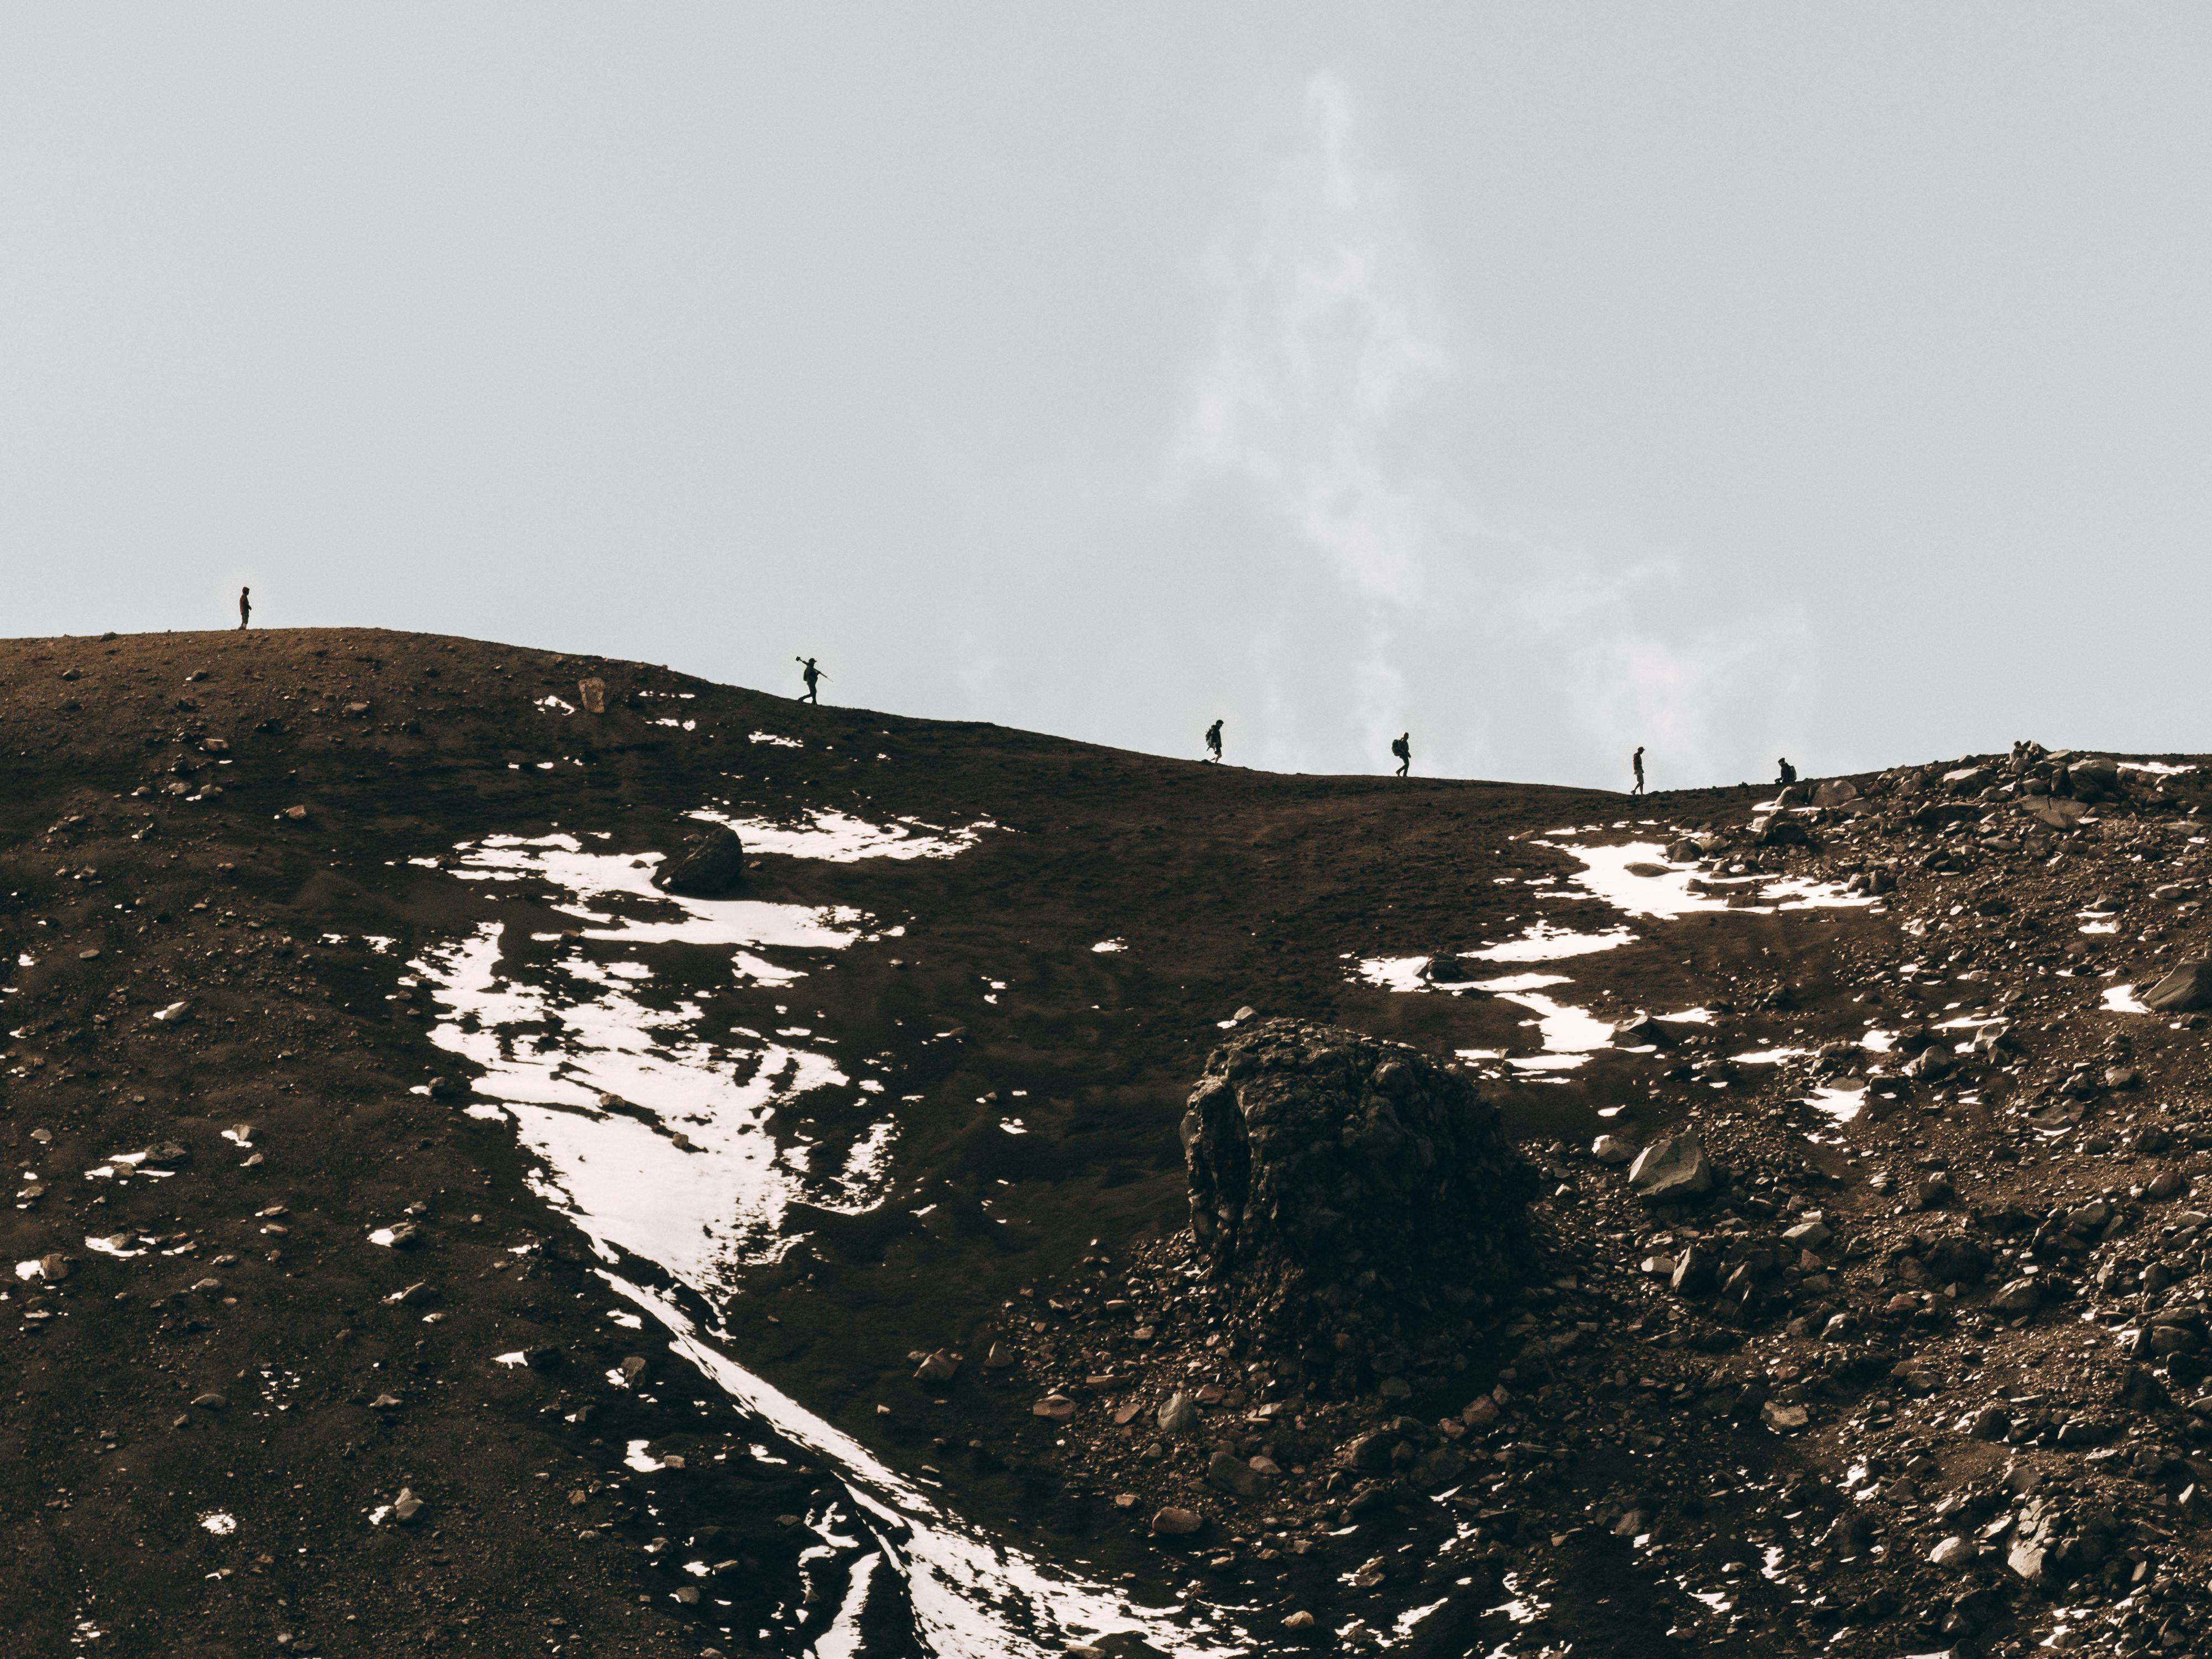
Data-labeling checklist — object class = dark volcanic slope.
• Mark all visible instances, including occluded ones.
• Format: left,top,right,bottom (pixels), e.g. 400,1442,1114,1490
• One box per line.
3,626,2209,1659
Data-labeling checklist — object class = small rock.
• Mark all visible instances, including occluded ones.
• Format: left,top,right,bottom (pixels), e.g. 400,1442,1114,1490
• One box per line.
192,1392,227,1411
1282,1611,1316,1630
1149,1506,1202,1536
1760,1401,1808,1432
1627,1135,1714,1201
390,1488,425,1525
1156,1391,1200,1433
1032,1394,1077,1421
654,823,747,898
36,1254,69,1282
2143,960,2212,1014
369,1393,403,1410
982,1342,1016,1370
1590,1134,1636,1165
1670,1243,1716,1296
1990,1277,2041,1315
1207,1450,1269,1498
1929,1534,1970,1568
914,1349,961,1383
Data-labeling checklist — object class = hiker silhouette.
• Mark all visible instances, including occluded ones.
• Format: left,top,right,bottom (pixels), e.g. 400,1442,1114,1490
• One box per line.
1204,719,1223,763
238,586,252,630
1632,745,1645,797
796,656,826,705
1776,758,1797,787
1391,733,1411,778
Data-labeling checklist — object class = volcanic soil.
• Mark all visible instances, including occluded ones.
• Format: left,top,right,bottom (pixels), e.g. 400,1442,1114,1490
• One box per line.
3,625,2209,1659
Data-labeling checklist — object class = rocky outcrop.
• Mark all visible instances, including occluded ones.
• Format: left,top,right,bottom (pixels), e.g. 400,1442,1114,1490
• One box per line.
1180,1019,1534,1386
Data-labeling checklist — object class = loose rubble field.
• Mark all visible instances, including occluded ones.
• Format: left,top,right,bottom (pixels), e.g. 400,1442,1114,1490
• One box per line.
1010,747,2212,1657
3,627,2206,1657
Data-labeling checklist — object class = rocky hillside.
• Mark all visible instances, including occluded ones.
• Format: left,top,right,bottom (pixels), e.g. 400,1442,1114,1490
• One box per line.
1,626,2206,1658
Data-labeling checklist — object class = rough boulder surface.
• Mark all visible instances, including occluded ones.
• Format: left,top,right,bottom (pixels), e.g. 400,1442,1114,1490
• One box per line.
1181,1018,1535,1382
651,821,746,896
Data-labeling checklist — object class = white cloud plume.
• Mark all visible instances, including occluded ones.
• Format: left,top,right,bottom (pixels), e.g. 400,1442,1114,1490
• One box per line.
1161,71,1810,788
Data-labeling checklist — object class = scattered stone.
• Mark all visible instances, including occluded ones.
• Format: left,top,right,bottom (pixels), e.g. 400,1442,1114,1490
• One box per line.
1156,1392,1199,1434
2143,960,2212,1013
914,1349,961,1383
1149,1506,1202,1536
653,823,747,898
1207,1450,1269,1499
390,1488,425,1525
1628,1135,1714,1201
1590,1134,1636,1165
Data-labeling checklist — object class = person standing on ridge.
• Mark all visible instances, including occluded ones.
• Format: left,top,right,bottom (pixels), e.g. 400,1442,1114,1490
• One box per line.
238,586,252,629
1632,745,1646,797
1204,719,1223,763
796,656,826,704
1391,732,1411,778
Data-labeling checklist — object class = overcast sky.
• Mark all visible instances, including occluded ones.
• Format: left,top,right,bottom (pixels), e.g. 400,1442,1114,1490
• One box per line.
4,8,2208,789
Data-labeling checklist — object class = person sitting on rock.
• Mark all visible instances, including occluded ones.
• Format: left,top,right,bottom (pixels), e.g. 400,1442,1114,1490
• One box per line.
796,656,826,704
1776,757,1797,786
1204,719,1223,763
1391,732,1411,778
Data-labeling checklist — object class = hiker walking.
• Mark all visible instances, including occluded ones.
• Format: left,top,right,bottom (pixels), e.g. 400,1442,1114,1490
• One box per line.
796,656,826,705
1631,745,1645,797
238,586,252,629
1204,719,1223,763
1390,732,1411,778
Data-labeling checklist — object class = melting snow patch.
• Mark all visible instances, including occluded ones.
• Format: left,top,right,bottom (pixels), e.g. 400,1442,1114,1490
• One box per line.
493,1350,528,1368
1543,839,1871,920
688,807,987,863
200,1512,236,1535
1466,922,1636,963
748,731,802,748
624,1438,662,1473
2103,984,2153,1015
1091,939,1126,954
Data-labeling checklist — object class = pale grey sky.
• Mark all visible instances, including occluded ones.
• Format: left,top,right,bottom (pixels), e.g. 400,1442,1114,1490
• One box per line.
4,7,2208,787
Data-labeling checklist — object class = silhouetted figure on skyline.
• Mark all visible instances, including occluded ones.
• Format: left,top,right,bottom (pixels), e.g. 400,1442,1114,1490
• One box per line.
1777,757,1797,787
238,586,252,629
796,656,826,704
1204,719,1222,763
1391,732,1411,778
1632,745,1645,797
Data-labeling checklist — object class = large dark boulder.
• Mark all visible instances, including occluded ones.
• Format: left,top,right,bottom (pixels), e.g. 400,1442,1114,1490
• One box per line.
653,823,747,898
1180,1019,1534,1381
